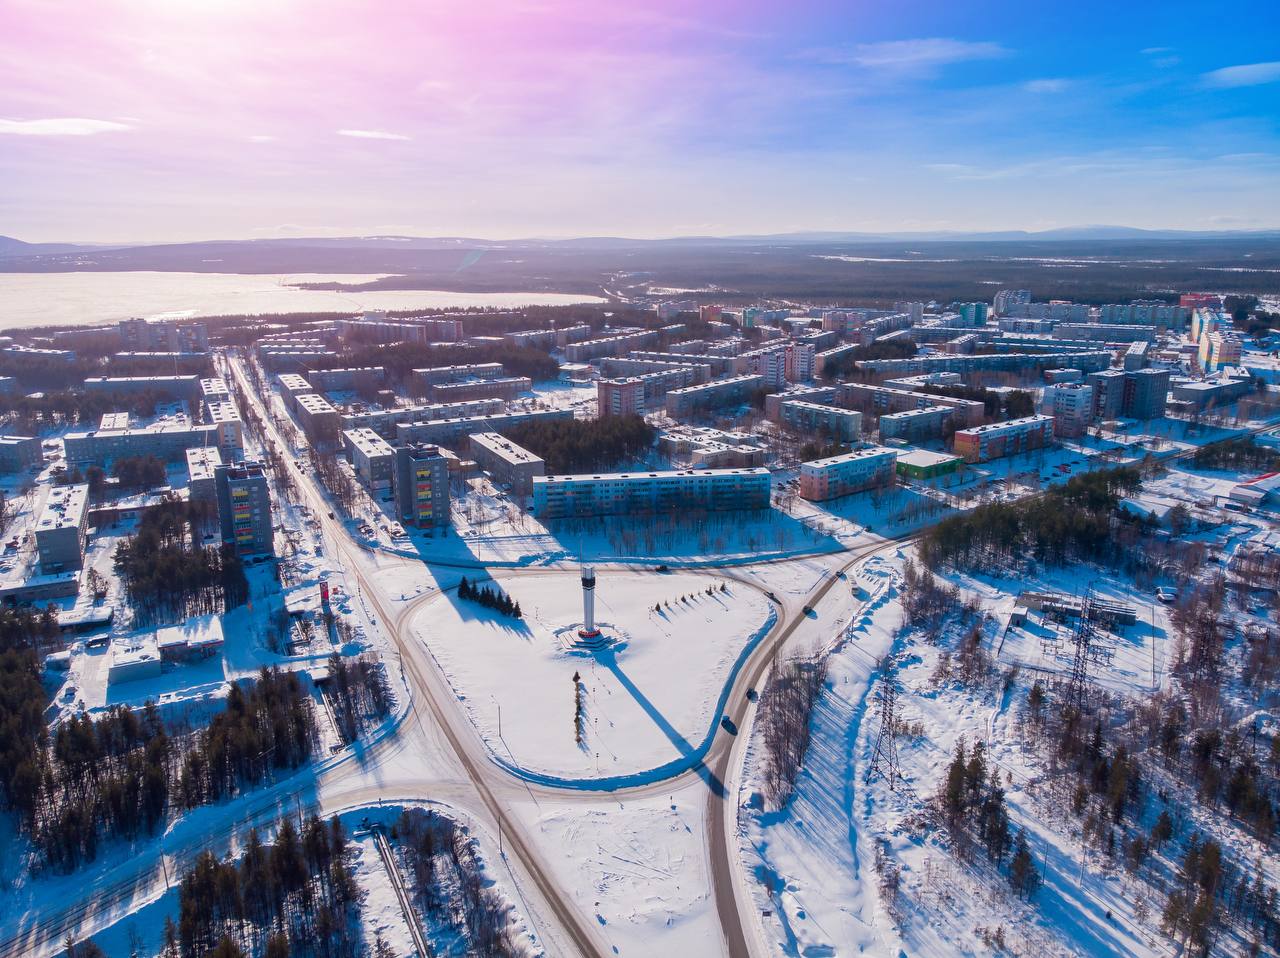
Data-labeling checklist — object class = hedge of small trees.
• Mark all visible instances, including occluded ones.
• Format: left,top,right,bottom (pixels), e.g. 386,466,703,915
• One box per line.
457,577,522,618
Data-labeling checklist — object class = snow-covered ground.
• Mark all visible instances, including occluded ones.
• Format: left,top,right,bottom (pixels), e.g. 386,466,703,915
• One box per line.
513,781,718,957
414,569,775,782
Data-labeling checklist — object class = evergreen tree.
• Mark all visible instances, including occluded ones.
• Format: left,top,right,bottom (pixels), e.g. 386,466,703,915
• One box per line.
1009,830,1040,899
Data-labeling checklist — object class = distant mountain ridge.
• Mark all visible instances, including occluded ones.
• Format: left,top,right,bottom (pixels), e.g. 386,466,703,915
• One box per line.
4,225,1280,260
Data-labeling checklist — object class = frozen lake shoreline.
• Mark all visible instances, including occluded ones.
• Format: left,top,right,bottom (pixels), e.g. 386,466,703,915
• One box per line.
0,270,606,329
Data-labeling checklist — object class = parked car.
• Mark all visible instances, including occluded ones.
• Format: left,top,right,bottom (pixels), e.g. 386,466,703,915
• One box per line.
1156,587,1177,603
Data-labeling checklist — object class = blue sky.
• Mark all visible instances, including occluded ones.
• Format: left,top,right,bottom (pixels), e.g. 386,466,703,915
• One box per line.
1,0,1278,241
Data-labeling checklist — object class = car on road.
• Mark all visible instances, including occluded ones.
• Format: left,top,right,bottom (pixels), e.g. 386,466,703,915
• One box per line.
721,716,738,735
802,604,815,616
1156,587,1177,603
764,591,779,603
327,511,335,519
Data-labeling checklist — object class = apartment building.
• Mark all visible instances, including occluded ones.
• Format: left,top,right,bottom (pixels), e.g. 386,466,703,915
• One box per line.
953,415,1054,463
836,382,985,428
563,329,658,362
779,400,862,441
339,398,504,439
798,447,897,502
215,461,274,556
118,318,209,353
186,446,223,504
412,363,505,388
469,432,546,498
200,377,231,405
598,378,646,417
36,483,89,574
855,351,1112,377
430,376,531,402
276,373,316,412
1199,331,1243,374
532,467,770,519
877,405,955,443
64,421,220,465
1043,382,1095,438
307,366,386,393
393,444,450,528
664,374,765,418
343,427,396,493
0,435,42,473
395,409,572,447
83,375,202,401
204,401,244,458
294,392,341,445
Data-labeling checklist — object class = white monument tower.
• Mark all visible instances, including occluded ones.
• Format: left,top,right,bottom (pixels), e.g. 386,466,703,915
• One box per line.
578,564,600,638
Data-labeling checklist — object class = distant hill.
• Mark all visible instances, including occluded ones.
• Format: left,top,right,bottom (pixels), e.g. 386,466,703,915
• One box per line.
0,235,111,257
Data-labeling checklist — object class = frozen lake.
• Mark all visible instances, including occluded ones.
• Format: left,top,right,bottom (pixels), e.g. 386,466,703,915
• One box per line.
0,271,606,330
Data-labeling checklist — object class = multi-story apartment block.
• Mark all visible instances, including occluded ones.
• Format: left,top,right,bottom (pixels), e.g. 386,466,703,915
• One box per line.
836,382,985,428
36,483,89,574
1199,331,1243,374
992,289,1032,315
393,444,450,528
1085,369,1125,421
200,377,231,406
204,401,244,458
0,345,77,365
276,373,316,412
186,446,223,504
335,313,466,344
779,400,862,441
83,375,202,401
563,329,658,363
307,366,386,393
877,405,955,443
532,467,770,519
294,392,341,446
118,318,209,353
215,461,273,556
64,421,220,465
469,432,546,498
953,415,1054,463
412,363,505,388
1043,382,1095,438
1122,367,1170,420
395,409,572,447
956,303,989,326
798,447,897,501
0,435,42,474
598,378,646,417
343,427,396,493
1123,341,1151,371
430,376,531,402
855,351,1112,377
784,342,816,382
664,374,765,417
339,399,504,439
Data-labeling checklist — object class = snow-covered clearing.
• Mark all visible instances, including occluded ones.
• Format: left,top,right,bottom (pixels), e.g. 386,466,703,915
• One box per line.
415,569,774,782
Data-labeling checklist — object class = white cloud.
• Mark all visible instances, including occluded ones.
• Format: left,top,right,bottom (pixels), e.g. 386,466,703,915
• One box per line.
811,37,1008,72
337,128,411,140
1201,61,1280,89
1023,78,1069,94
248,134,277,143
0,117,132,136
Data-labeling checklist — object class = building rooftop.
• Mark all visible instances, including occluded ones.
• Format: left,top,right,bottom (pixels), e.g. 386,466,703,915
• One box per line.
205,401,241,424
538,467,769,484
803,446,897,469
37,483,88,532
897,448,962,468
957,415,1055,435
878,405,954,420
185,445,223,481
296,393,339,414
470,431,543,465
344,427,395,457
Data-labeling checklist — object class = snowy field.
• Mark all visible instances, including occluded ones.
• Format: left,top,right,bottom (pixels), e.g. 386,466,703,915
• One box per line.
513,781,719,957
413,569,775,781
